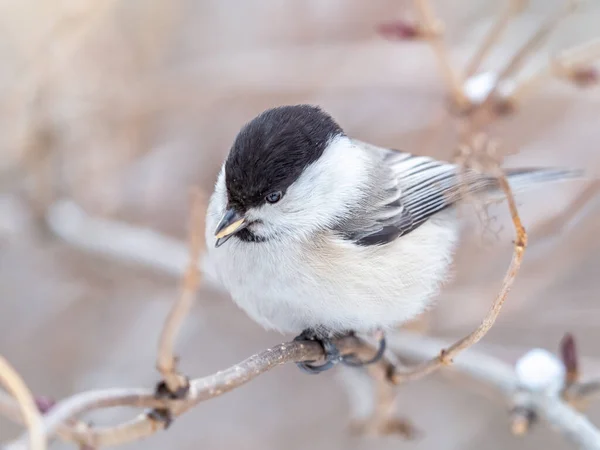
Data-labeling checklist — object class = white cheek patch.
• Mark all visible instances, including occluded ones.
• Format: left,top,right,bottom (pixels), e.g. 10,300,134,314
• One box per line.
247,136,370,238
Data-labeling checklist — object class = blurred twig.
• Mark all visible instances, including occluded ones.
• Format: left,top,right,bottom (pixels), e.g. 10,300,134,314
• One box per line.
45,200,192,277
349,361,417,439
156,190,205,395
0,355,46,450
530,180,600,240
463,0,527,78
4,336,375,448
412,0,469,109
480,0,578,111
510,37,600,101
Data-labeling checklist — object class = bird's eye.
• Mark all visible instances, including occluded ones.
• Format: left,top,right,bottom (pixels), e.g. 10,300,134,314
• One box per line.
265,191,282,204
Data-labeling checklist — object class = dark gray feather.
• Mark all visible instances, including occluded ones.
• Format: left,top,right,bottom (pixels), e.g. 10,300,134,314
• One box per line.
335,144,579,246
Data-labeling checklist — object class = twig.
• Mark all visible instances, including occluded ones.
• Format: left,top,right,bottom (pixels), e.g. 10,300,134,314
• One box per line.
463,0,527,78
509,38,600,102
412,0,469,109
0,356,46,450
0,391,94,447
355,363,416,438
0,389,23,425
156,189,205,394
481,0,578,110
568,381,600,408
530,180,600,241
343,335,416,439
558,37,600,65
389,164,527,384
6,336,376,449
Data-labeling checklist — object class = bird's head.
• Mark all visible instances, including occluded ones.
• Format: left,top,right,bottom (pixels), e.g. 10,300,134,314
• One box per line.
213,105,368,247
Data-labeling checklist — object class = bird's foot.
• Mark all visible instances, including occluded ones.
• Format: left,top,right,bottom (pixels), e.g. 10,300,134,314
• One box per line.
294,329,341,374
293,329,387,374
146,377,190,429
342,330,387,367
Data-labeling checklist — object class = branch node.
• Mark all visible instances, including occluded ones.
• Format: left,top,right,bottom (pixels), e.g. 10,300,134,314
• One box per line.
154,376,190,401
439,349,453,365
510,406,537,436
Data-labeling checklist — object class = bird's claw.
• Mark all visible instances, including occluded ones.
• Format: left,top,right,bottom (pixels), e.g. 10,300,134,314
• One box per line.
154,378,190,400
147,377,190,429
342,334,387,367
294,329,387,374
295,332,342,373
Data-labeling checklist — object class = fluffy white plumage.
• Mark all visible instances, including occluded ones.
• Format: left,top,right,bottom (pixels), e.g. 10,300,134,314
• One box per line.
207,136,462,335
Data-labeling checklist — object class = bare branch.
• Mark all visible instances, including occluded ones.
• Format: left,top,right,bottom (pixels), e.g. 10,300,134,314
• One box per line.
531,179,600,241
156,189,205,394
509,37,600,103
6,336,380,449
568,381,600,407
45,200,190,277
412,0,469,109
0,390,23,425
463,0,527,78
0,355,46,450
481,0,578,110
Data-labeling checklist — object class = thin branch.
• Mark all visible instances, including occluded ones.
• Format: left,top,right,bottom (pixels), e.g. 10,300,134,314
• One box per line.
569,381,600,406
6,336,380,449
480,0,578,110
509,38,600,103
45,199,190,277
0,356,46,450
533,396,600,449
352,362,417,438
0,389,23,425
156,189,205,394
531,180,600,241
463,0,527,78
558,37,600,65
0,391,94,447
389,164,527,383
412,0,469,109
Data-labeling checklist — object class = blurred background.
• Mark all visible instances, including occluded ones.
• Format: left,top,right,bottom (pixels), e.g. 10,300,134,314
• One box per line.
1,0,599,449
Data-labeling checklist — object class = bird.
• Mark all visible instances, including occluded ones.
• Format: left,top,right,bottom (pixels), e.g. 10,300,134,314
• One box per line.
204,104,580,373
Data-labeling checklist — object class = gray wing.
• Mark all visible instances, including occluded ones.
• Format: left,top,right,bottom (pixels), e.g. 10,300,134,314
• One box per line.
336,144,497,246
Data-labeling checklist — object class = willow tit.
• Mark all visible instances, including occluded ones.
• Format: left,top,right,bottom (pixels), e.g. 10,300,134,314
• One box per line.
205,105,579,373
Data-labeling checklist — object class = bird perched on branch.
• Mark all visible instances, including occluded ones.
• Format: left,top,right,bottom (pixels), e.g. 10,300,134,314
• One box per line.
205,104,579,373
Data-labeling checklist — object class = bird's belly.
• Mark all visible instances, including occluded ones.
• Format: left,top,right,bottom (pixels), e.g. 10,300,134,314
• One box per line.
212,242,336,333
209,221,457,335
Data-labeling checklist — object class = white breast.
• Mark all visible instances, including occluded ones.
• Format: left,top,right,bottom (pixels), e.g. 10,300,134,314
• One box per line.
205,177,458,335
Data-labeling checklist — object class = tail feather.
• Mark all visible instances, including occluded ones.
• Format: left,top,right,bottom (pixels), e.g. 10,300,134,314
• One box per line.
504,167,583,193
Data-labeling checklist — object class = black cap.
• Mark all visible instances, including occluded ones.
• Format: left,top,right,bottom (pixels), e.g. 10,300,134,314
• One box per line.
224,104,343,211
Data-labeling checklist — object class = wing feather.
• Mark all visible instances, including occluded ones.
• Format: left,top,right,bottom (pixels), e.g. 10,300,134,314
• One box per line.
335,144,497,246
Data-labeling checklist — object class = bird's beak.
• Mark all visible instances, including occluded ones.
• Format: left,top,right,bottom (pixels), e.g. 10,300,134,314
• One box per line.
214,208,247,247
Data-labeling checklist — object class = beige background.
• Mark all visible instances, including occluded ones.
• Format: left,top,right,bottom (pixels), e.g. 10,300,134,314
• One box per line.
1,1,600,449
